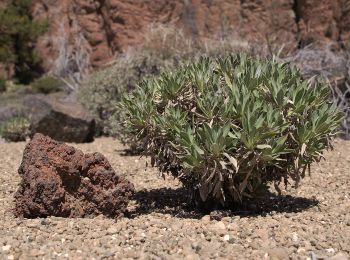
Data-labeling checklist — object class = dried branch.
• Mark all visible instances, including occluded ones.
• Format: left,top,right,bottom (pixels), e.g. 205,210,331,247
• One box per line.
286,43,350,138
50,23,91,94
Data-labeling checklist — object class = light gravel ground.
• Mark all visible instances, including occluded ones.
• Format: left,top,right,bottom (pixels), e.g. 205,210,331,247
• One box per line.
0,137,349,260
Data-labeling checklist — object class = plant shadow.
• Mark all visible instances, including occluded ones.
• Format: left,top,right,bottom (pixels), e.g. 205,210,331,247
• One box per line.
129,186,319,219
116,148,141,156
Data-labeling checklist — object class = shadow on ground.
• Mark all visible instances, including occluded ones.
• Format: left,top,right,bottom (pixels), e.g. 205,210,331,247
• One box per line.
129,187,319,219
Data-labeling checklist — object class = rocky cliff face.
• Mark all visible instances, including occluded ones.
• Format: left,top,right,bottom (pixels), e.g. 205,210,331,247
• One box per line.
31,0,350,72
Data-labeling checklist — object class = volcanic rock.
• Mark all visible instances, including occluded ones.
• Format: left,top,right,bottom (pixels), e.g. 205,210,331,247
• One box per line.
30,0,350,72
0,94,96,143
24,95,96,143
14,133,135,219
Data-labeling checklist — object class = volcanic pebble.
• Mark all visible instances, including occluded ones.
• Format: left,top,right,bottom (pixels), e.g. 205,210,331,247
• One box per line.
0,137,349,259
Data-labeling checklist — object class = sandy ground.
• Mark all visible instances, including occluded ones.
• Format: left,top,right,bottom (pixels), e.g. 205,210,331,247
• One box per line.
0,137,349,260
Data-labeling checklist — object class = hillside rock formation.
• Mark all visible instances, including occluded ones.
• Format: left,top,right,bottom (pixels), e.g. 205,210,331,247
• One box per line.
31,0,350,72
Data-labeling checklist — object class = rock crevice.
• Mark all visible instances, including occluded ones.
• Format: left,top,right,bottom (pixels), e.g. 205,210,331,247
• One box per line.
28,0,350,73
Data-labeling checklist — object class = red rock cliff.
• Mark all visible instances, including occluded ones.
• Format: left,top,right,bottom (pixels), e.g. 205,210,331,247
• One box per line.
31,0,350,71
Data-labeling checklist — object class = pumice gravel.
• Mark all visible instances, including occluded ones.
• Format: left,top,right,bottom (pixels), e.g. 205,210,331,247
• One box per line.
0,137,349,259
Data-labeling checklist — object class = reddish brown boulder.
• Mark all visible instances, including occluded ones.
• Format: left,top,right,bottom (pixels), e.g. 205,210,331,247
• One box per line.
14,133,135,219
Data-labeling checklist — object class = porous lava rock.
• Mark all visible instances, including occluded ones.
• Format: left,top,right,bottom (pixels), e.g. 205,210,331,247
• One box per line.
14,133,135,219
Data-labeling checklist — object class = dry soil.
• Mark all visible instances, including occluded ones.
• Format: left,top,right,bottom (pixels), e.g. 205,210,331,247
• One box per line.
0,137,349,259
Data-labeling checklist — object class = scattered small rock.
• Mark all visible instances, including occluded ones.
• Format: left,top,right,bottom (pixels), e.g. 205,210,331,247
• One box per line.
326,248,336,254
2,245,11,251
328,252,349,260
201,215,210,222
210,221,226,231
0,136,349,259
107,226,120,235
267,248,289,260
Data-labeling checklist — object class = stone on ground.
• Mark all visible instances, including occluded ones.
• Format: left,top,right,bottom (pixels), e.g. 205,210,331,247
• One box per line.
14,133,134,219
0,93,96,143
24,95,95,143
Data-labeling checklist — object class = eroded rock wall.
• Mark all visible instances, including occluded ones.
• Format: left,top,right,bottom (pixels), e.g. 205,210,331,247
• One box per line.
31,0,350,72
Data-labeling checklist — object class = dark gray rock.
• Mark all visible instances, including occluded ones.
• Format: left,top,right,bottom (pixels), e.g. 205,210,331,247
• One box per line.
24,95,96,143
0,93,96,143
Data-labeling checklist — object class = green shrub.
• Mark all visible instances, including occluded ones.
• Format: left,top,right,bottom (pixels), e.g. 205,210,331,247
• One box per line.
31,75,64,94
0,0,48,84
4,80,28,93
0,116,30,142
0,78,6,92
78,24,250,136
78,50,168,136
120,54,343,209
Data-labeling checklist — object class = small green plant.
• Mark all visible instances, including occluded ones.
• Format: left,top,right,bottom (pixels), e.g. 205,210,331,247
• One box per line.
0,78,6,92
120,54,344,209
31,75,64,94
3,80,28,93
78,50,167,136
0,116,30,142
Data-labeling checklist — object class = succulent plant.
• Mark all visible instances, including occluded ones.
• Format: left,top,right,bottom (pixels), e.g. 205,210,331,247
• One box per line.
120,54,344,209
78,24,250,137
